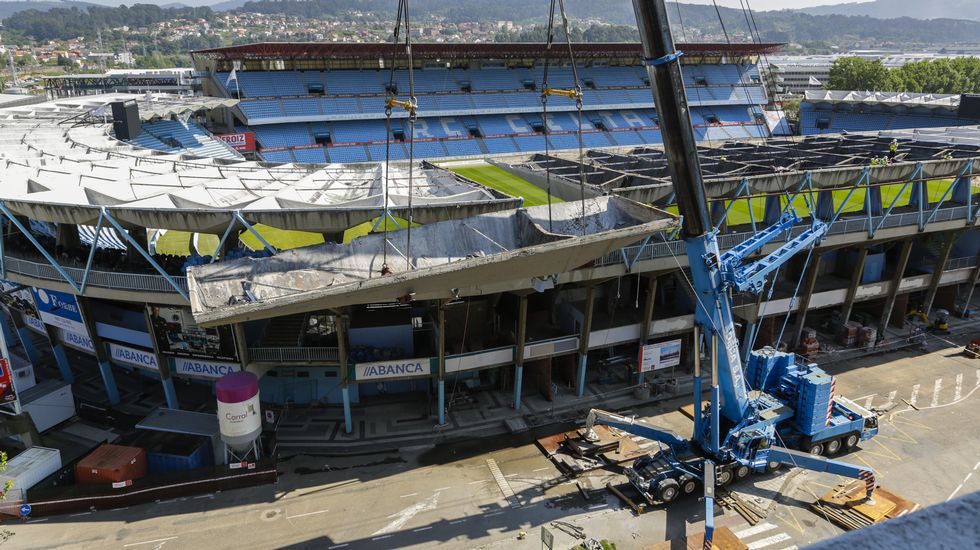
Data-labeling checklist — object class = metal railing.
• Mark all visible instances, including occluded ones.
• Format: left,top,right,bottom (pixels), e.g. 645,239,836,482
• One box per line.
247,346,340,363
595,206,971,268
2,255,188,294
945,256,978,272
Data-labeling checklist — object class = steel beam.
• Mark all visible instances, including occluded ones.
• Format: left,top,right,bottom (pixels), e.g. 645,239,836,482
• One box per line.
878,239,914,336
0,202,80,292
437,300,446,424
841,246,868,324
923,232,958,315
791,252,822,347
336,311,352,433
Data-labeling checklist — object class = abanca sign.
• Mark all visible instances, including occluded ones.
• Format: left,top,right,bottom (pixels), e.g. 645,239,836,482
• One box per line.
355,358,432,381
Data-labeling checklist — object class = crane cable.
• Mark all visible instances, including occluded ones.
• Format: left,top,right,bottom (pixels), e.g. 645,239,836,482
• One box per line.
381,0,418,274
555,0,588,233
541,0,557,232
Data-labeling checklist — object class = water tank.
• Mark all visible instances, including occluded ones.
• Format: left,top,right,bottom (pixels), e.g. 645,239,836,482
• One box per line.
216,372,262,451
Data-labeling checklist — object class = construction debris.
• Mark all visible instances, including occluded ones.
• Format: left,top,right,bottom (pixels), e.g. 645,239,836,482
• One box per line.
810,481,916,531
535,425,647,475
644,526,747,550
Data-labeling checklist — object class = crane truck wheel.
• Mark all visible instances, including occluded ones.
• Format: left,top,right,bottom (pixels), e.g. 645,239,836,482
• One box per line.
825,438,842,455
765,461,782,473
734,465,751,480
716,469,734,487
657,479,681,503
807,442,824,456
680,478,698,495
844,433,860,449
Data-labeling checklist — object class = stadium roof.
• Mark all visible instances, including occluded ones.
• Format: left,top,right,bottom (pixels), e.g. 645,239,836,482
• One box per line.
187,196,678,325
804,90,961,108
192,41,783,62
0,94,519,234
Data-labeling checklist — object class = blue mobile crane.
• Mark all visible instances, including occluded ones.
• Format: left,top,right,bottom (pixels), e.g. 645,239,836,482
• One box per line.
581,1,882,545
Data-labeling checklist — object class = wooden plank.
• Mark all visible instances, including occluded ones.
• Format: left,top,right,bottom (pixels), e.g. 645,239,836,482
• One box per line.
644,526,746,550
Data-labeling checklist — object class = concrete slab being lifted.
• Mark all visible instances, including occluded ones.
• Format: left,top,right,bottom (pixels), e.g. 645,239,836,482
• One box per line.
187,196,678,326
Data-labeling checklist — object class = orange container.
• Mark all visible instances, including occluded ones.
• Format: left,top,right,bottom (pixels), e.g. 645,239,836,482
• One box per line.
74,444,147,485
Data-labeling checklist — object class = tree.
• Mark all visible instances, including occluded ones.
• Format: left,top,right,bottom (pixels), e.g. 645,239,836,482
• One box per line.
828,57,893,91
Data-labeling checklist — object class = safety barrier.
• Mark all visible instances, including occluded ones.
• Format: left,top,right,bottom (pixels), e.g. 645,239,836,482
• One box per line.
247,346,340,363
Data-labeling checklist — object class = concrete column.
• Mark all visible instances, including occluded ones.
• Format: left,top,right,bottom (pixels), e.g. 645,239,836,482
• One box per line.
576,286,595,398
51,343,75,384
816,190,835,221
513,294,528,410
0,309,16,346
78,296,120,405
126,228,150,266
55,223,81,251
437,301,446,425
710,201,727,232
145,307,178,409
864,185,883,216
791,252,823,347
321,232,345,245
923,232,958,315
842,247,869,324
232,322,250,367
639,276,658,346
336,311,352,434
14,325,40,365
878,239,914,337
763,195,782,225
959,253,980,317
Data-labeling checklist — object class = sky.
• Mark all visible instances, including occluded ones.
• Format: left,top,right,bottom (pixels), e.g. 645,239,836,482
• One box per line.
679,0,865,10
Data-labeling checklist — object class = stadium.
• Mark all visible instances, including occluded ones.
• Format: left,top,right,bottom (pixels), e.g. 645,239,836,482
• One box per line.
2,38,980,462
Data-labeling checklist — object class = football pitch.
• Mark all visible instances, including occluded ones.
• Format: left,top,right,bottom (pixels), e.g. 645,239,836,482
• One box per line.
450,163,563,207
153,172,962,256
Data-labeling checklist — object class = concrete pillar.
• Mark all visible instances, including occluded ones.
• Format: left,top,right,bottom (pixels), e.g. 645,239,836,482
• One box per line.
816,190,835,221
126,228,150,266
55,223,81,251
51,343,75,384
842,246,869,324
639,276,658,346
952,176,972,204
878,239,914,337
16,327,40,365
864,185,883,216
791,252,823,347
909,181,929,210
98,361,121,405
437,301,446,425
513,294,528,410
145,307,178,409
0,309,16,346
78,296,120,405
959,253,980,317
577,286,595,398
336,311,352,434
342,386,352,433
232,322,249,367
321,232,345,245
763,195,782,225
710,201,727,232
923,232,958,315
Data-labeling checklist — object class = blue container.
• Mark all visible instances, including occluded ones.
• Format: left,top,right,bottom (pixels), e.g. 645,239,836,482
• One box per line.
135,432,214,475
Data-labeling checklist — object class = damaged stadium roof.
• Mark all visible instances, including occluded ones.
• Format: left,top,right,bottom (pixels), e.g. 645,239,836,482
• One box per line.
186,196,679,326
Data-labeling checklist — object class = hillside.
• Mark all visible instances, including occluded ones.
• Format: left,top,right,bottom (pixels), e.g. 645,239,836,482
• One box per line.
801,0,980,22
0,0,94,21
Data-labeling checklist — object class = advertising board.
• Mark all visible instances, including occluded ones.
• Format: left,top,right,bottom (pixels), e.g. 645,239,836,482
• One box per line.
0,281,45,333
108,343,159,370
0,358,17,403
355,358,432,381
638,339,682,373
173,357,241,380
31,287,87,335
147,305,237,361
215,132,256,152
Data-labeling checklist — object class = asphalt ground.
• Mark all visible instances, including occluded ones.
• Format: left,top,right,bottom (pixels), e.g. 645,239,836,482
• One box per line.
11,332,979,550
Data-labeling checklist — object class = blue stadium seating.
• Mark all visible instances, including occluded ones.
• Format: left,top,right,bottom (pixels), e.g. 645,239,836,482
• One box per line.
135,119,241,160
261,150,296,163
292,147,328,164
442,139,484,157
326,145,370,163
799,103,977,135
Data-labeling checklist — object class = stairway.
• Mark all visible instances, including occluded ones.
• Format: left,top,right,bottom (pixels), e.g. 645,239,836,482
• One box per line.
260,313,308,347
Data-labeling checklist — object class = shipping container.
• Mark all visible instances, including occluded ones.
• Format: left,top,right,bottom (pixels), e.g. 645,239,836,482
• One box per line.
0,446,62,501
133,432,213,475
74,444,147,485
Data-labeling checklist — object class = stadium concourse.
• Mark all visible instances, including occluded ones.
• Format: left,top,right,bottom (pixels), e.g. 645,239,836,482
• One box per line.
190,42,776,164
0,57,980,450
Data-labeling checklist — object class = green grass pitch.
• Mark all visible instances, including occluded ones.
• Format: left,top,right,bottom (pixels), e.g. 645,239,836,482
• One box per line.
449,163,563,207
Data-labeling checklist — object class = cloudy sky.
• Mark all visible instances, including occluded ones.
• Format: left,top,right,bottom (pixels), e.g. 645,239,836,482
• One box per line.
680,0,864,9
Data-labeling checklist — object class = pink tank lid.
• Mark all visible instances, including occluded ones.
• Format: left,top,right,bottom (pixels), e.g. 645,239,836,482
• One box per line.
216,371,258,403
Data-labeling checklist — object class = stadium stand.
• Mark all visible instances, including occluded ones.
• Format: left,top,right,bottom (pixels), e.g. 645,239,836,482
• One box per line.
800,91,980,135
196,42,774,163
135,119,244,160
